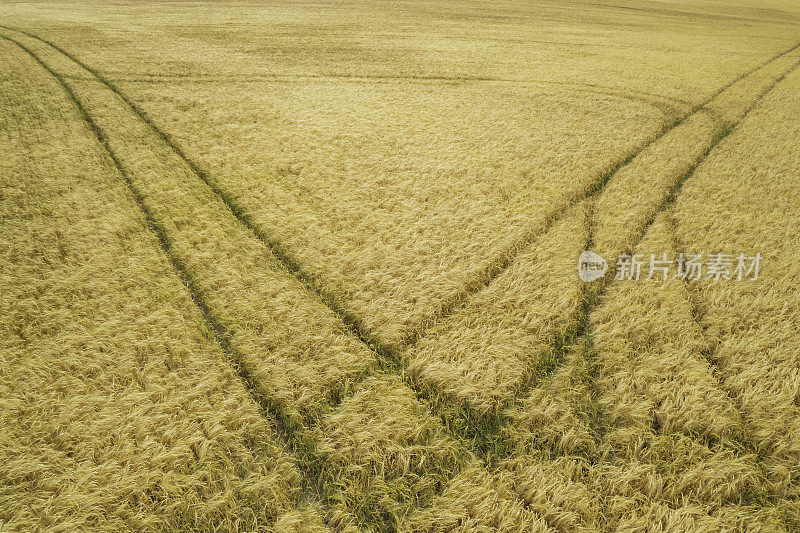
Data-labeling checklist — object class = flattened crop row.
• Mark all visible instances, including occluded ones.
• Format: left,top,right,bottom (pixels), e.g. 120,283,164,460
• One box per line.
397,40,800,439
0,30,475,530
0,38,311,531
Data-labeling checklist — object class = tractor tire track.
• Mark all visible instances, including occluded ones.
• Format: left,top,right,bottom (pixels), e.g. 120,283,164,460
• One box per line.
662,208,763,454
403,36,800,355
0,24,774,363
23,20,790,456
495,55,800,522
665,193,800,493
0,29,492,529
0,23,644,468
420,43,800,463
533,54,800,451
4,26,800,525
388,37,800,458
0,25,398,369
0,33,336,525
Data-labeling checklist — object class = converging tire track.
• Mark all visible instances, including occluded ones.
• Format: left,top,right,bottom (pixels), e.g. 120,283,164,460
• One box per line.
6,24,800,449
399,37,800,438
0,27,680,528
405,36,800,354
1,24,783,365
0,24,669,463
0,30,486,530
543,55,800,450
4,25,800,528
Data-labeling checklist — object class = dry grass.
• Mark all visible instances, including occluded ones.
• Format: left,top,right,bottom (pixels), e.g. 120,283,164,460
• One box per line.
6,0,798,349
673,64,800,500
0,39,303,530
2,0,800,530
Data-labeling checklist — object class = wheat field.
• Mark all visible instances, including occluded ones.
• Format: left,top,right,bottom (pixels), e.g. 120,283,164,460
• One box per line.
1,0,799,531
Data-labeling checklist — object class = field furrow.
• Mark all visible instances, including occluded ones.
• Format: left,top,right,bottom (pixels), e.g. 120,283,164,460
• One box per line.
0,38,308,531
672,63,800,506
393,38,800,430
0,30,479,530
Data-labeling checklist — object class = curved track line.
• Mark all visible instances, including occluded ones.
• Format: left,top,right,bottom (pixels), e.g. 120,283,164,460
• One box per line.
0,24,753,361
4,24,800,463
0,34,335,522
405,37,800,354
61,70,685,117
56,72,678,223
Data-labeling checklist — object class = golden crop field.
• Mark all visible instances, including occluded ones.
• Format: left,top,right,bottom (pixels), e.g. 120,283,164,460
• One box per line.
1,0,799,530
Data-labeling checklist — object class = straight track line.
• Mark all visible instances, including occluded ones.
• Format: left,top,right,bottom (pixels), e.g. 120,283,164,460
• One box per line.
502,57,800,521
522,55,800,454
662,209,764,455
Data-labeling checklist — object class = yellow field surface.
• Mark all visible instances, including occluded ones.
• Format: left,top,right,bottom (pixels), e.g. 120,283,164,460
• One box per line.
673,65,800,492
4,0,800,350
0,30,467,532
0,39,304,530
2,0,800,530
